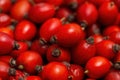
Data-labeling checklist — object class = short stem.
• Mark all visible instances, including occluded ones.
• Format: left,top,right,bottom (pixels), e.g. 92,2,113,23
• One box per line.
84,70,89,74
18,65,24,70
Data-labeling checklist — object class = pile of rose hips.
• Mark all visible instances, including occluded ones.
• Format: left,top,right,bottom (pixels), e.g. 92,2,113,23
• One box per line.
0,0,120,80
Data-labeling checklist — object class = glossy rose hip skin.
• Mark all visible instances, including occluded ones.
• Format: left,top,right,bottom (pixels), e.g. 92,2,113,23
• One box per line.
0,1,120,80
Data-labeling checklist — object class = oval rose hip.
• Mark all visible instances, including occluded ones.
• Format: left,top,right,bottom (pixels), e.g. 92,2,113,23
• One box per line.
72,37,96,65
87,0,110,8
39,18,62,43
0,61,16,80
0,0,12,13
40,62,69,80
0,26,14,39
10,41,29,58
108,31,120,45
51,23,85,47
96,40,118,60
85,56,112,79
9,70,26,80
28,3,55,23
0,56,16,67
98,1,119,26
16,51,43,74
0,13,11,27
103,25,120,36
31,39,48,57
55,7,74,22
68,64,84,80
104,69,120,80
0,32,14,55
14,20,37,41
46,44,71,62
10,0,31,21
77,2,98,26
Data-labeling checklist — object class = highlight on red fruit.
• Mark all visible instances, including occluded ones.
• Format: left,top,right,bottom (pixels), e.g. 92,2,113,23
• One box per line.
28,3,55,23
85,56,112,79
1,0,120,80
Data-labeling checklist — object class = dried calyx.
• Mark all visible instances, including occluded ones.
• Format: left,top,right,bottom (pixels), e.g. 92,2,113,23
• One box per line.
14,41,20,50
110,2,115,7
52,48,61,57
68,75,73,80
11,19,18,26
67,14,75,22
69,2,78,10
114,62,120,70
10,58,16,67
50,36,57,44
113,44,120,53
86,36,94,44
80,21,88,30
35,65,43,73
39,38,47,45
9,68,16,76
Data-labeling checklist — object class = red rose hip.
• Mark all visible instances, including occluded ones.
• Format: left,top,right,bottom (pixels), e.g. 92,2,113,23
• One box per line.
85,56,112,79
